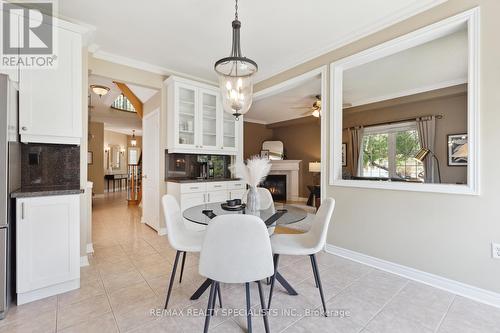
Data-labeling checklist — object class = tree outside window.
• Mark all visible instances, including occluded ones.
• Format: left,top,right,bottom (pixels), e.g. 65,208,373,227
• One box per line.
361,123,424,180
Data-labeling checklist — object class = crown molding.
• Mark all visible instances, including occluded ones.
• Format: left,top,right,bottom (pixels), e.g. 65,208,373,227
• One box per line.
90,47,218,85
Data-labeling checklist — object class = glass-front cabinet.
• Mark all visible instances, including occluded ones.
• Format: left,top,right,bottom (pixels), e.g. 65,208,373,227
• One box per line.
222,112,238,151
166,76,241,155
176,84,197,148
199,89,219,150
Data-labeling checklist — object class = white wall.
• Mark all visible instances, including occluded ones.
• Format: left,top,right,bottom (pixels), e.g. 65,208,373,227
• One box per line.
255,0,500,294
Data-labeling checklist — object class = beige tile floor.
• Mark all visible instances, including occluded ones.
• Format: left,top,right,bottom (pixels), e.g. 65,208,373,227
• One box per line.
2,191,500,333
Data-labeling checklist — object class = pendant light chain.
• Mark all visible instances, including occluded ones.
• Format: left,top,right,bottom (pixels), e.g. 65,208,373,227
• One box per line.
235,0,238,20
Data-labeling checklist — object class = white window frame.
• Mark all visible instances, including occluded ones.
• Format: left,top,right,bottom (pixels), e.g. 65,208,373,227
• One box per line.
329,8,480,195
360,122,419,179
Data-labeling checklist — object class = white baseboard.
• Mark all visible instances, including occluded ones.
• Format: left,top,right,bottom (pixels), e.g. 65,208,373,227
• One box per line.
158,228,167,236
325,244,500,309
17,279,80,305
80,255,89,267
86,243,94,254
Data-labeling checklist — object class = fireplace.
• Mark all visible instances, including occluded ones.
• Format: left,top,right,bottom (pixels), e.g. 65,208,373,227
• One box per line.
262,175,287,202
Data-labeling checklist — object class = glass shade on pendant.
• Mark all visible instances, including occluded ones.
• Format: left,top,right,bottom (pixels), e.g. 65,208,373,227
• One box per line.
216,62,256,118
214,13,258,119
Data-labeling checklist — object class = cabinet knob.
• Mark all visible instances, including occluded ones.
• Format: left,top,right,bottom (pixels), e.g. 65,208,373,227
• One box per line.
21,126,27,131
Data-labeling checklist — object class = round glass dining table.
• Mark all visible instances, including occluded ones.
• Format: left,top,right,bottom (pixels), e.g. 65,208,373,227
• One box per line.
183,202,308,227
184,201,308,300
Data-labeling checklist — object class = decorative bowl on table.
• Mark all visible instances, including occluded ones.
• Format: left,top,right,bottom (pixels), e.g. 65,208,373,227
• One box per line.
221,199,246,211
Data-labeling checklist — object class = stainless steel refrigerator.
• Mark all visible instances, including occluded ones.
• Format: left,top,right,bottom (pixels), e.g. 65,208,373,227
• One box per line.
0,74,20,319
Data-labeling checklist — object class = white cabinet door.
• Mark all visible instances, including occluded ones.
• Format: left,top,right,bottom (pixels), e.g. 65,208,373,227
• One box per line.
208,190,228,203
180,192,206,211
220,111,239,152
198,88,219,150
16,195,80,293
142,110,160,232
19,25,82,144
0,10,20,83
180,192,206,231
7,80,18,142
175,83,198,149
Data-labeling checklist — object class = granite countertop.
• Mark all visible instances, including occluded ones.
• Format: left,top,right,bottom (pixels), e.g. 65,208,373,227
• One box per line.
166,178,242,184
11,186,84,198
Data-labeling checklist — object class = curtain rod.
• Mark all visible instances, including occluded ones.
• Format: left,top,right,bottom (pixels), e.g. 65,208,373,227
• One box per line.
343,114,443,131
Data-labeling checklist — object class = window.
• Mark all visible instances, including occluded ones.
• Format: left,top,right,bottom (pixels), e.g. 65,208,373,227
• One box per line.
128,148,139,165
111,94,136,112
360,122,423,180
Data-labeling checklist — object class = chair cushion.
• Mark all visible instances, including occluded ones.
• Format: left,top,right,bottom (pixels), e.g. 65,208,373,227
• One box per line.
174,229,205,253
270,232,321,256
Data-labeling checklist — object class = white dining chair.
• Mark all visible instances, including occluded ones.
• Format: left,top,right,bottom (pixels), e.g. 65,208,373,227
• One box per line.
267,198,335,316
199,214,274,333
162,195,221,309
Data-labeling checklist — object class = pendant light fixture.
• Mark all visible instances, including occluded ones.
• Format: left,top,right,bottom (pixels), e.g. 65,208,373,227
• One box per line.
130,130,137,147
214,0,258,120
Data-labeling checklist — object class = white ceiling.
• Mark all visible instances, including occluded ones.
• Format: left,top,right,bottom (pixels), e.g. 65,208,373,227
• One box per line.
247,75,321,124
88,75,158,135
59,0,445,83
343,25,467,107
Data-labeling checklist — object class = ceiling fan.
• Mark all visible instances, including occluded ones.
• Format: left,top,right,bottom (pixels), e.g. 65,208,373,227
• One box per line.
291,95,353,117
291,95,322,118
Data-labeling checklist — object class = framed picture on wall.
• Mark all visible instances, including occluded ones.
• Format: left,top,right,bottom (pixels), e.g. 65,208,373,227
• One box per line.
260,150,270,159
447,134,468,166
342,143,347,167
87,151,93,165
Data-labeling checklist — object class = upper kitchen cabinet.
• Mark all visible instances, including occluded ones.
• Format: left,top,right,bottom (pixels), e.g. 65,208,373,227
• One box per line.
165,76,242,155
19,17,83,145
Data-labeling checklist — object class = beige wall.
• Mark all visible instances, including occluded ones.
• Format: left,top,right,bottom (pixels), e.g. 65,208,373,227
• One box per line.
88,122,105,194
144,90,161,116
88,56,164,89
244,119,321,198
343,90,467,184
103,130,129,174
243,122,274,159
255,0,500,294
272,120,321,197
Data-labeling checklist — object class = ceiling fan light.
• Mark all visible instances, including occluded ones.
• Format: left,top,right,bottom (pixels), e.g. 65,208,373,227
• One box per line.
312,109,320,118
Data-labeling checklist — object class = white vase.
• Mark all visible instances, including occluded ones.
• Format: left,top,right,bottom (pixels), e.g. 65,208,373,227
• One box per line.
246,186,260,212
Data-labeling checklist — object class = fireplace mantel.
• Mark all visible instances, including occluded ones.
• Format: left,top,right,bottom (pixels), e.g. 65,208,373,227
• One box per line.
268,160,301,201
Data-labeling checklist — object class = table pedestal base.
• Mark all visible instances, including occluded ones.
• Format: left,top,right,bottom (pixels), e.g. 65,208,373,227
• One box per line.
190,273,297,300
